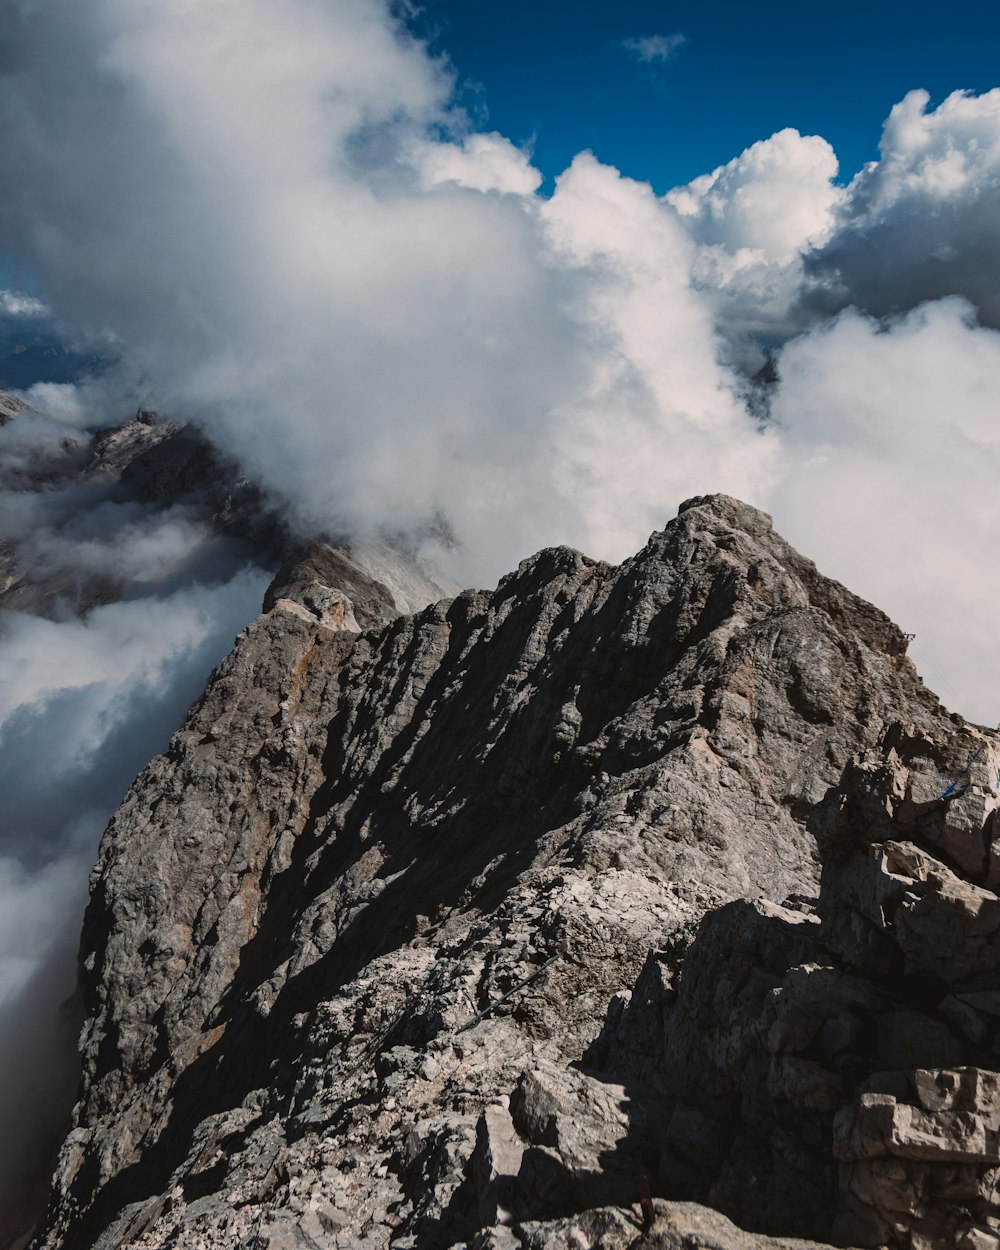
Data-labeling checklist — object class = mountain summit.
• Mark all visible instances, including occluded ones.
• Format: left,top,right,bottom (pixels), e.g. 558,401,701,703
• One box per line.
26,496,999,1250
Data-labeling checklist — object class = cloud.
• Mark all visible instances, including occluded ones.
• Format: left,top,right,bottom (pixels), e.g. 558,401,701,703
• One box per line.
767,297,1000,725
0,0,758,589
0,568,268,1227
805,89,1000,327
412,132,542,195
663,87,1000,367
0,572,268,858
0,290,47,317
16,379,116,430
667,128,842,263
664,128,844,365
621,33,686,64
1,5,999,692
533,153,779,534
0,0,573,553
1,4,999,725
6,499,248,611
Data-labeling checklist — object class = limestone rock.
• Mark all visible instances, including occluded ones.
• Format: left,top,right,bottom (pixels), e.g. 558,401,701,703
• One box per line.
28,495,968,1250
579,714,1000,1248
0,388,32,425
518,1200,849,1249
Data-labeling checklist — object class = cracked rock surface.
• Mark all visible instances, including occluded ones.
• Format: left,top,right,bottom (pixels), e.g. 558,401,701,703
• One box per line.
29,494,979,1250
591,724,1000,1248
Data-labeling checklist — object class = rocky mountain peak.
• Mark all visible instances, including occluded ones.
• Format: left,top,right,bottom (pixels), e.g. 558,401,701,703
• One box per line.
22,495,986,1250
0,389,31,426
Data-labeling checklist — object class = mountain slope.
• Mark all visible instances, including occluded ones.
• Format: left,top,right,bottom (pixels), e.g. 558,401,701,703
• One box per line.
31,495,971,1250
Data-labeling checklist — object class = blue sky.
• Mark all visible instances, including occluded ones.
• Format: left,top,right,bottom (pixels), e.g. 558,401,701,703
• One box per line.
408,0,1000,190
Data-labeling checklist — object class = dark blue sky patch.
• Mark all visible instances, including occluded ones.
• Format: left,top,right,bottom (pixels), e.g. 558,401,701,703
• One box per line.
406,0,1000,190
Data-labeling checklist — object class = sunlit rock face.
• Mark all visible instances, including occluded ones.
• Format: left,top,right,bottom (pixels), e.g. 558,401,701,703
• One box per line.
28,494,989,1250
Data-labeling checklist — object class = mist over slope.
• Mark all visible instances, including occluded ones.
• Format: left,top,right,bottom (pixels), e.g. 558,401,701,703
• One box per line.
0,404,272,1233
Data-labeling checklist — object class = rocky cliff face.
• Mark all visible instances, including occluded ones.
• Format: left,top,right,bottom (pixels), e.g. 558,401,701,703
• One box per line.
592,718,1000,1248
28,495,993,1250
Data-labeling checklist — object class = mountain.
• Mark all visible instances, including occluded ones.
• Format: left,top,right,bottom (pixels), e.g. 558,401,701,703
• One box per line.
19,493,999,1250
0,395,450,619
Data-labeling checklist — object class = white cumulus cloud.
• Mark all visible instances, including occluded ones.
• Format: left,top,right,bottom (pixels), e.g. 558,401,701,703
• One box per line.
767,297,1000,725
665,128,845,364
413,132,542,195
805,88,1000,326
667,128,843,262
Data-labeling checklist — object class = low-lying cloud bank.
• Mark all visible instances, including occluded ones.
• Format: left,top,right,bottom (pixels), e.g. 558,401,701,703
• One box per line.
0,564,267,1225
0,3,999,1228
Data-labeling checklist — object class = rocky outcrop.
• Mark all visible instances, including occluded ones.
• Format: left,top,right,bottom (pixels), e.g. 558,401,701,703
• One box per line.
0,389,31,425
586,721,1000,1249
25,493,974,1250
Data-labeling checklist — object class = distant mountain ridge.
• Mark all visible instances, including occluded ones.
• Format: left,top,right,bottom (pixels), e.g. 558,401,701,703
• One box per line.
0,395,451,620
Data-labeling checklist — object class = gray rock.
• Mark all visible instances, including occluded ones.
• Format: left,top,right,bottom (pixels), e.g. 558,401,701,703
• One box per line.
0,388,32,425
27,495,966,1250
518,1200,848,1249
579,714,1000,1247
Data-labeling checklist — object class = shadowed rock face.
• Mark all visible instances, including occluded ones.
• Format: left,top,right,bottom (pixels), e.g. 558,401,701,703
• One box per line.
28,494,970,1250
592,720,1000,1250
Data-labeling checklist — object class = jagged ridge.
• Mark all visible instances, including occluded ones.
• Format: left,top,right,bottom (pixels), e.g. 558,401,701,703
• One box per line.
30,495,976,1250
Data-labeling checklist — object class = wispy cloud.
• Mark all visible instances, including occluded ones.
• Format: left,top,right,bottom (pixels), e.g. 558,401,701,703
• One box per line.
0,290,48,318
621,33,686,64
